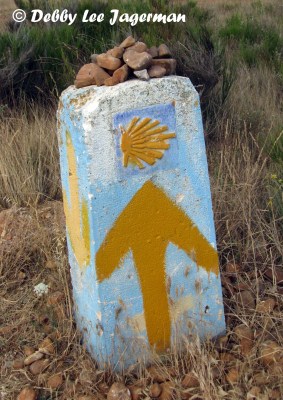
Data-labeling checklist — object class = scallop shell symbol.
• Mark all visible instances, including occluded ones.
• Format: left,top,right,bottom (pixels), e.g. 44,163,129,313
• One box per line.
120,116,176,169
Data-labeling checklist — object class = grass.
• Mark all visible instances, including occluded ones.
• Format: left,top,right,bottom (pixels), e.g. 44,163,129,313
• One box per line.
0,0,213,104
218,14,282,68
0,99,282,400
0,104,60,209
0,0,16,32
0,127,282,399
0,0,282,399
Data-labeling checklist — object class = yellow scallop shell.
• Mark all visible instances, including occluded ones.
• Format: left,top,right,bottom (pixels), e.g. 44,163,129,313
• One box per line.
120,117,176,169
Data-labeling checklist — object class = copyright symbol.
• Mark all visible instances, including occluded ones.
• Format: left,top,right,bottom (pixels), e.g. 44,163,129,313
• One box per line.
12,9,26,23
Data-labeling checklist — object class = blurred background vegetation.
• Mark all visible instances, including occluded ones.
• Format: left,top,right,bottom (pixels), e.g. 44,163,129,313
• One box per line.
0,0,282,136
0,0,282,264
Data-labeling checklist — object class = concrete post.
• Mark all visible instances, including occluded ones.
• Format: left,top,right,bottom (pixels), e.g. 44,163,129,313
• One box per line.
57,76,225,368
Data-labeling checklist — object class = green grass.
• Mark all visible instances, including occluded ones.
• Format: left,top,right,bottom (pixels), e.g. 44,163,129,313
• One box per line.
0,1,281,138
219,14,282,67
0,0,211,103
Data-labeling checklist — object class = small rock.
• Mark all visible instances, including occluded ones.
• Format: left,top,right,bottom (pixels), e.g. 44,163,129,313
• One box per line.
180,391,191,400
240,338,254,355
252,371,269,385
264,266,283,284
74,64,97,88
47,373,63,389
38,314,49,325
43,324,53,335
225,262,241,274
256,298,276,313
235,290,255,310
166,367,177,378
90,53,98,63
268,389,281,399
151,59,176,74
98,382,110,395
53,303,66,321
96,53,122,71
38,337,55,355
216,334,229,351
268,360,283,374
45,260,56,270
37,373,48,386
211,366,221,380
23,346,35,357
219,352,234,363
128,42,147,53
226,368,240,385
13,358,25,369
123,50,152,71
134,69,150,81
148,46,159,58
17,387,37,400
159,382,174,400
18,271,26,280
47,329,60,341
234,281,250,291
181,372,199,388
79,368,96,385
120,35,136,48
221,276,235,295
148,65,167,78
24,351,44,366
149,383,162,398
113,64,129,83
128,385,143,400
0,324,14,335
158,44,172,58
107,46,124,59
260,340,283,366
247,386,261,399
47,291,64,306
107,383,131,400
105,76,120,86
234,325,253,341
29,359,49,375
147,365,167,383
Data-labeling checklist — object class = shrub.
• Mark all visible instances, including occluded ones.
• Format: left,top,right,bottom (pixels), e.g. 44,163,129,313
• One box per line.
0,0,213,104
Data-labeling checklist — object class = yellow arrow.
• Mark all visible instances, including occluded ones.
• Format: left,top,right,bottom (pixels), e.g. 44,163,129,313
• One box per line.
62,131,90,269
96,181,219,351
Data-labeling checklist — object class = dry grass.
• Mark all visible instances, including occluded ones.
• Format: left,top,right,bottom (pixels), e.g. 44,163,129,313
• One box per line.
210,126,282,266
197,0,283,33
0,105,61,209
0,0,16,32
0,125,282,399
0,0,282,399
217,65,283,135
0,93,282,400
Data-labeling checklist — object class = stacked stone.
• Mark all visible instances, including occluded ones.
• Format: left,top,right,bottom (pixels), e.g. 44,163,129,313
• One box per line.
74,35,176,88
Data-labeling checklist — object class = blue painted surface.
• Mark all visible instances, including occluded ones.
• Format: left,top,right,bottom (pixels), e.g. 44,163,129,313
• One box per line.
57,78,226,368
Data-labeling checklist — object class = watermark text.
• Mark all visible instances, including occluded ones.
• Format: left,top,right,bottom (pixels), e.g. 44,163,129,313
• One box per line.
13,9,186,26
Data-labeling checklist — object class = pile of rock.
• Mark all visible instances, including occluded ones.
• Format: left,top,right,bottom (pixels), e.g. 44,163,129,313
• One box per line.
74,35,176,88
